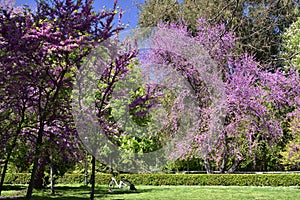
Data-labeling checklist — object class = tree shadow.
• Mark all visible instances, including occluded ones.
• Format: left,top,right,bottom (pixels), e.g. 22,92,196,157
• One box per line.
1,185,95,200
1,185,26,191
0,197,90,200
0,197,25,200
0,185,165,200
105,186,172,196
54,185,90,190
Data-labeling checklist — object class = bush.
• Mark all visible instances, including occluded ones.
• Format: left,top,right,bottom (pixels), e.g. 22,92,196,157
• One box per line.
132,174,300,186
4,173,300,186
56,173,112,185
3,173,31,184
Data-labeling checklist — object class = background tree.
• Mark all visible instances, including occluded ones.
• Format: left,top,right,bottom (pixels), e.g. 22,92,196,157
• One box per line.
138,0,299,67
280,109,300,169
281,16,300,72
279,17,300,169
109,65,164,158
73,39,138,199
138,0,180,28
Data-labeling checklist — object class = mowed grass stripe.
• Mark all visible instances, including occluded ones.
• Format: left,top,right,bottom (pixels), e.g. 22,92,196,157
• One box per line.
1,184,300,199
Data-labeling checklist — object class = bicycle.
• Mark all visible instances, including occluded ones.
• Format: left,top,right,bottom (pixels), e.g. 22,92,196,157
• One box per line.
108,176,136,191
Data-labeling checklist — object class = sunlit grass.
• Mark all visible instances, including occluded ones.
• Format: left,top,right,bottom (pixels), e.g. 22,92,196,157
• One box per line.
1,184,300,199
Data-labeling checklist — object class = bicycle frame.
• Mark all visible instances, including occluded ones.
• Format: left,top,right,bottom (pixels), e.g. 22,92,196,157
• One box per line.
109,177,129,189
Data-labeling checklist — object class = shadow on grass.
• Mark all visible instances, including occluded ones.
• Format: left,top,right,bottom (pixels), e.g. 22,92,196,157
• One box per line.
1,185,26,191
1,185,96,200
104,186,173,199
0,185,162,200
106,188,150,195
0,197,89,200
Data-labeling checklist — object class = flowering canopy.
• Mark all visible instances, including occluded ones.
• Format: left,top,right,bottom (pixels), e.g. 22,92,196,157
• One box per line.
0,0,137,197
146,18,300,173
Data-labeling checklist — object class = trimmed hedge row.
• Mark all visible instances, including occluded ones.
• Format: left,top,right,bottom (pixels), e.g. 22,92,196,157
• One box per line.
56,173,111,185
4,173,300,186
122,174,300,186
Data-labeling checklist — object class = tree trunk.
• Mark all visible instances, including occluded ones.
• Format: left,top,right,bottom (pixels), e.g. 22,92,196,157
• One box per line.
227,159,242,174
84,155,88,186
204,158,213,174
0,138,17,195
219,132,228,173
219,152,228,173
50,164,55,195
33,158,46,189
26,123,44,200
49,134,55,194
0,155,9,196
0,106,25,195
90,156,96,200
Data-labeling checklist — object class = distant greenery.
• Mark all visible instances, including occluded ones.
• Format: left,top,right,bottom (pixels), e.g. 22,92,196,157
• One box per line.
281,17,300,72
1,184,300,200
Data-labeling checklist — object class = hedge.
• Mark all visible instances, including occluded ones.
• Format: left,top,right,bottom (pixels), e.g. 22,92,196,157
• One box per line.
4,173,300,186
3,173,31,185
122,174,300,186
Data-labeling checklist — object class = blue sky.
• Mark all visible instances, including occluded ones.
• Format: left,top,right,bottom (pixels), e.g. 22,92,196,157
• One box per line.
15,0,145,29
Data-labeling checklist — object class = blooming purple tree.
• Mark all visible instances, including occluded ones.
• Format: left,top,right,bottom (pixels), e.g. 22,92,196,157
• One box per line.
0,1,37,194
146,19,300,173
0,0,133,199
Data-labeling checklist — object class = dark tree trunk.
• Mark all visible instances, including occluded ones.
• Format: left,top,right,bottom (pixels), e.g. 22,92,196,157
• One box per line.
0,155,9,196
26,123,45,200
33,158,46,189
219,151,228,173
0,138,17,195
90,156,96,200
0,105,26,195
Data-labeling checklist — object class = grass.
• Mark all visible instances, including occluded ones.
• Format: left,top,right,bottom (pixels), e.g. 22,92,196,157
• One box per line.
1,184,300,200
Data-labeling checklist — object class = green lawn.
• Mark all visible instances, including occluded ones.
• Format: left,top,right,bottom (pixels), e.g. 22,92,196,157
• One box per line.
1,184,300,200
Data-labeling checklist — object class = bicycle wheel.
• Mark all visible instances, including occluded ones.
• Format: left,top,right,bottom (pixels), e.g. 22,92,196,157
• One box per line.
120,179,132,190
108,179,116,189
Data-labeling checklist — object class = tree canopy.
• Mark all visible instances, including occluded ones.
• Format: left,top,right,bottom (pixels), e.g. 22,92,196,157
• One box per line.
138,0,299,66
144,18,300,173
0,0,134,199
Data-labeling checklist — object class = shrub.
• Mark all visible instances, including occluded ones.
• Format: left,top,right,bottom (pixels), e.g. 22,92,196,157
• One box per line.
4,173,300,186
3,173,31,184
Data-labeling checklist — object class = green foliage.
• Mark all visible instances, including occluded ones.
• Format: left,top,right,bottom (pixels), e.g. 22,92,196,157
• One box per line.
109,61,151,130
119,136,161,154
282,17,300,72
101,61,167,156
126,173,300,186
280,111,300,169
128,87,152,127
138,0,181,28
56,173,111,185
5,173,300,186
3,173,30,184
138,0,299,66
164,158,205,172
